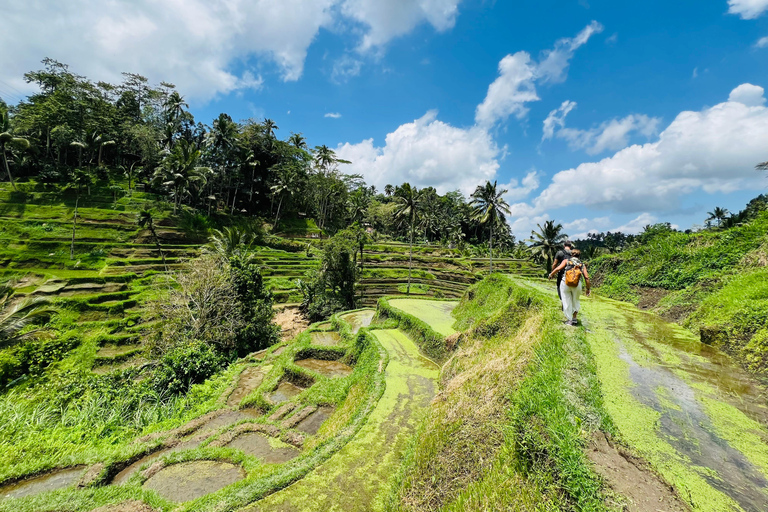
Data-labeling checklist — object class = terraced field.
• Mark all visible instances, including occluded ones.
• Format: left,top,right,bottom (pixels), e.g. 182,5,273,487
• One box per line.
0,182,201,376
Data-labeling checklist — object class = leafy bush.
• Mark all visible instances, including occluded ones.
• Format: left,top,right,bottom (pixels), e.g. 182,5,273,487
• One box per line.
229,254,279,354
152,341,228,395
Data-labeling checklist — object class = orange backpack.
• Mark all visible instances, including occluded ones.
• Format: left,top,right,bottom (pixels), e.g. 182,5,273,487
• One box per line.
564,259,583,287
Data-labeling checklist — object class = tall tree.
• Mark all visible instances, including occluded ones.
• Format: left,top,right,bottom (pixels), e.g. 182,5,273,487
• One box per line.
470,180,511,273
153,139,209,213
0,110,29,190
706,207,731,228
527,220,568,272
393,183,421,295
137,209,168,271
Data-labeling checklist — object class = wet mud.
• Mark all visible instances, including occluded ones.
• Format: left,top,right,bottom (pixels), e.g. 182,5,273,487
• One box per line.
339,310,375,334
226,433,300,463
227,367,265,407
295,406,335,435
267,381,305,404
0,467,85,499
308,331,342,346
294,358,352,378
142,460,245,502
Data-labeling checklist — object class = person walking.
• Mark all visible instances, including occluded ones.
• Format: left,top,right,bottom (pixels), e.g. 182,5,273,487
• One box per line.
552,241,573,303
548,248,590,325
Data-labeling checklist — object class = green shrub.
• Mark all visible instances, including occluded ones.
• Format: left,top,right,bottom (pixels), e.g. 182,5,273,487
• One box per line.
152,341,229,395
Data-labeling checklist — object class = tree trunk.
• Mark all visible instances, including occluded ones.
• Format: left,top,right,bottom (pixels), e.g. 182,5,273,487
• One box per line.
151,226,168,272
407,216,414,295
274,195,284,229
489,220,493,273
2,148,16,191
231,183,239,215
70,195,79,260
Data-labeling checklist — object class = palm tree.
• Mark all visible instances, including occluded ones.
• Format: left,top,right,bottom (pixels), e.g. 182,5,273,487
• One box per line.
270,166,297,229
67,168,94,260
137,209,168,271
263,119,279,140
0,110,29,191
0,286,56,348
394,183,421,295
289,133,307,149
527,220,568,272
206,226,254,260
581,245,604,261
153,140,210,214
384,184,394,197
706,207,731,228
348,189,370,224
470,180,511,273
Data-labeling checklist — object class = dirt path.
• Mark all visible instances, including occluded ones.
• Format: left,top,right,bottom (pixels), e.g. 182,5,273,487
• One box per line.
244,329,438,512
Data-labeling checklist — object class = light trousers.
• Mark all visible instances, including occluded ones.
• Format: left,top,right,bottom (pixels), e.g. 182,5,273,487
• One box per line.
559,280,581,320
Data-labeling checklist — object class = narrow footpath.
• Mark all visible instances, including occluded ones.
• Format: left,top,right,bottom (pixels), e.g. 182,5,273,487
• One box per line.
245,329,438,512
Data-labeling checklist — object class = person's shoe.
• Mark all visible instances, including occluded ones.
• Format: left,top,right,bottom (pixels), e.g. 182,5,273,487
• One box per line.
569,320,578,326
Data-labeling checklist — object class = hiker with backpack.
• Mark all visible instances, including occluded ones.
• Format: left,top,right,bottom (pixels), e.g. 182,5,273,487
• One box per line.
548,248,590,326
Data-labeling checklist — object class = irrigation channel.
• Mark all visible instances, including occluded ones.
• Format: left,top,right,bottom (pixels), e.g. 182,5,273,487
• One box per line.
522,280,768,512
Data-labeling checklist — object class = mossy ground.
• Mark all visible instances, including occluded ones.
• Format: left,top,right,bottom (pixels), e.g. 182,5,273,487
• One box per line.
576,291,768,511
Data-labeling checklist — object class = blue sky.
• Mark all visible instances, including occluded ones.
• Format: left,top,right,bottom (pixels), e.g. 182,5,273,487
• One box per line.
3,0,768,237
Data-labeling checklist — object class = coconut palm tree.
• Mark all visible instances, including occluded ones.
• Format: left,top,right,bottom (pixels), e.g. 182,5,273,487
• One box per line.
706,207,731,228
153,140,209,214
394,183,421,295
289,133,307,149
270,166,297,229
470,180,511,273
206,226,254,260
384,184,394,197
348,188,370,224
527,220,568,272
0,110,29,191
0,285,56,348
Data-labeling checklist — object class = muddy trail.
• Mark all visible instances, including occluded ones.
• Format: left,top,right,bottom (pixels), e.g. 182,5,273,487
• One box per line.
523,280,768,512
245,329,439,512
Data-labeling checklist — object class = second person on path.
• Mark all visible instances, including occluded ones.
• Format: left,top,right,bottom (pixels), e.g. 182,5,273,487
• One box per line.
548,248,590,325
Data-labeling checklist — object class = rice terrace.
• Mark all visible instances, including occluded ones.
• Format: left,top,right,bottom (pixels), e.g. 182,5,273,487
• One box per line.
2,2,768,511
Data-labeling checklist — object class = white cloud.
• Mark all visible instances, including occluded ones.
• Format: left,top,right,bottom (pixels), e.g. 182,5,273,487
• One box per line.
611,213,658,234
728,0,768,19
325,112,342,118
335,110,500,195
728,83,766,106
557,114,661,155
475,21,602,128
536,21,604,84
542,100,577,141
755,36,768,48
502,171,541,202
529,84,768,214
1,0,464,101
340,0,461,51
563,216,611,233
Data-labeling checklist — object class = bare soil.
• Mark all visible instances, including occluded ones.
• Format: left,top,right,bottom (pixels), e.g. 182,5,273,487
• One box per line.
636,287,669,310
274,306,310,341
586,431,689,512
89,500,159,512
